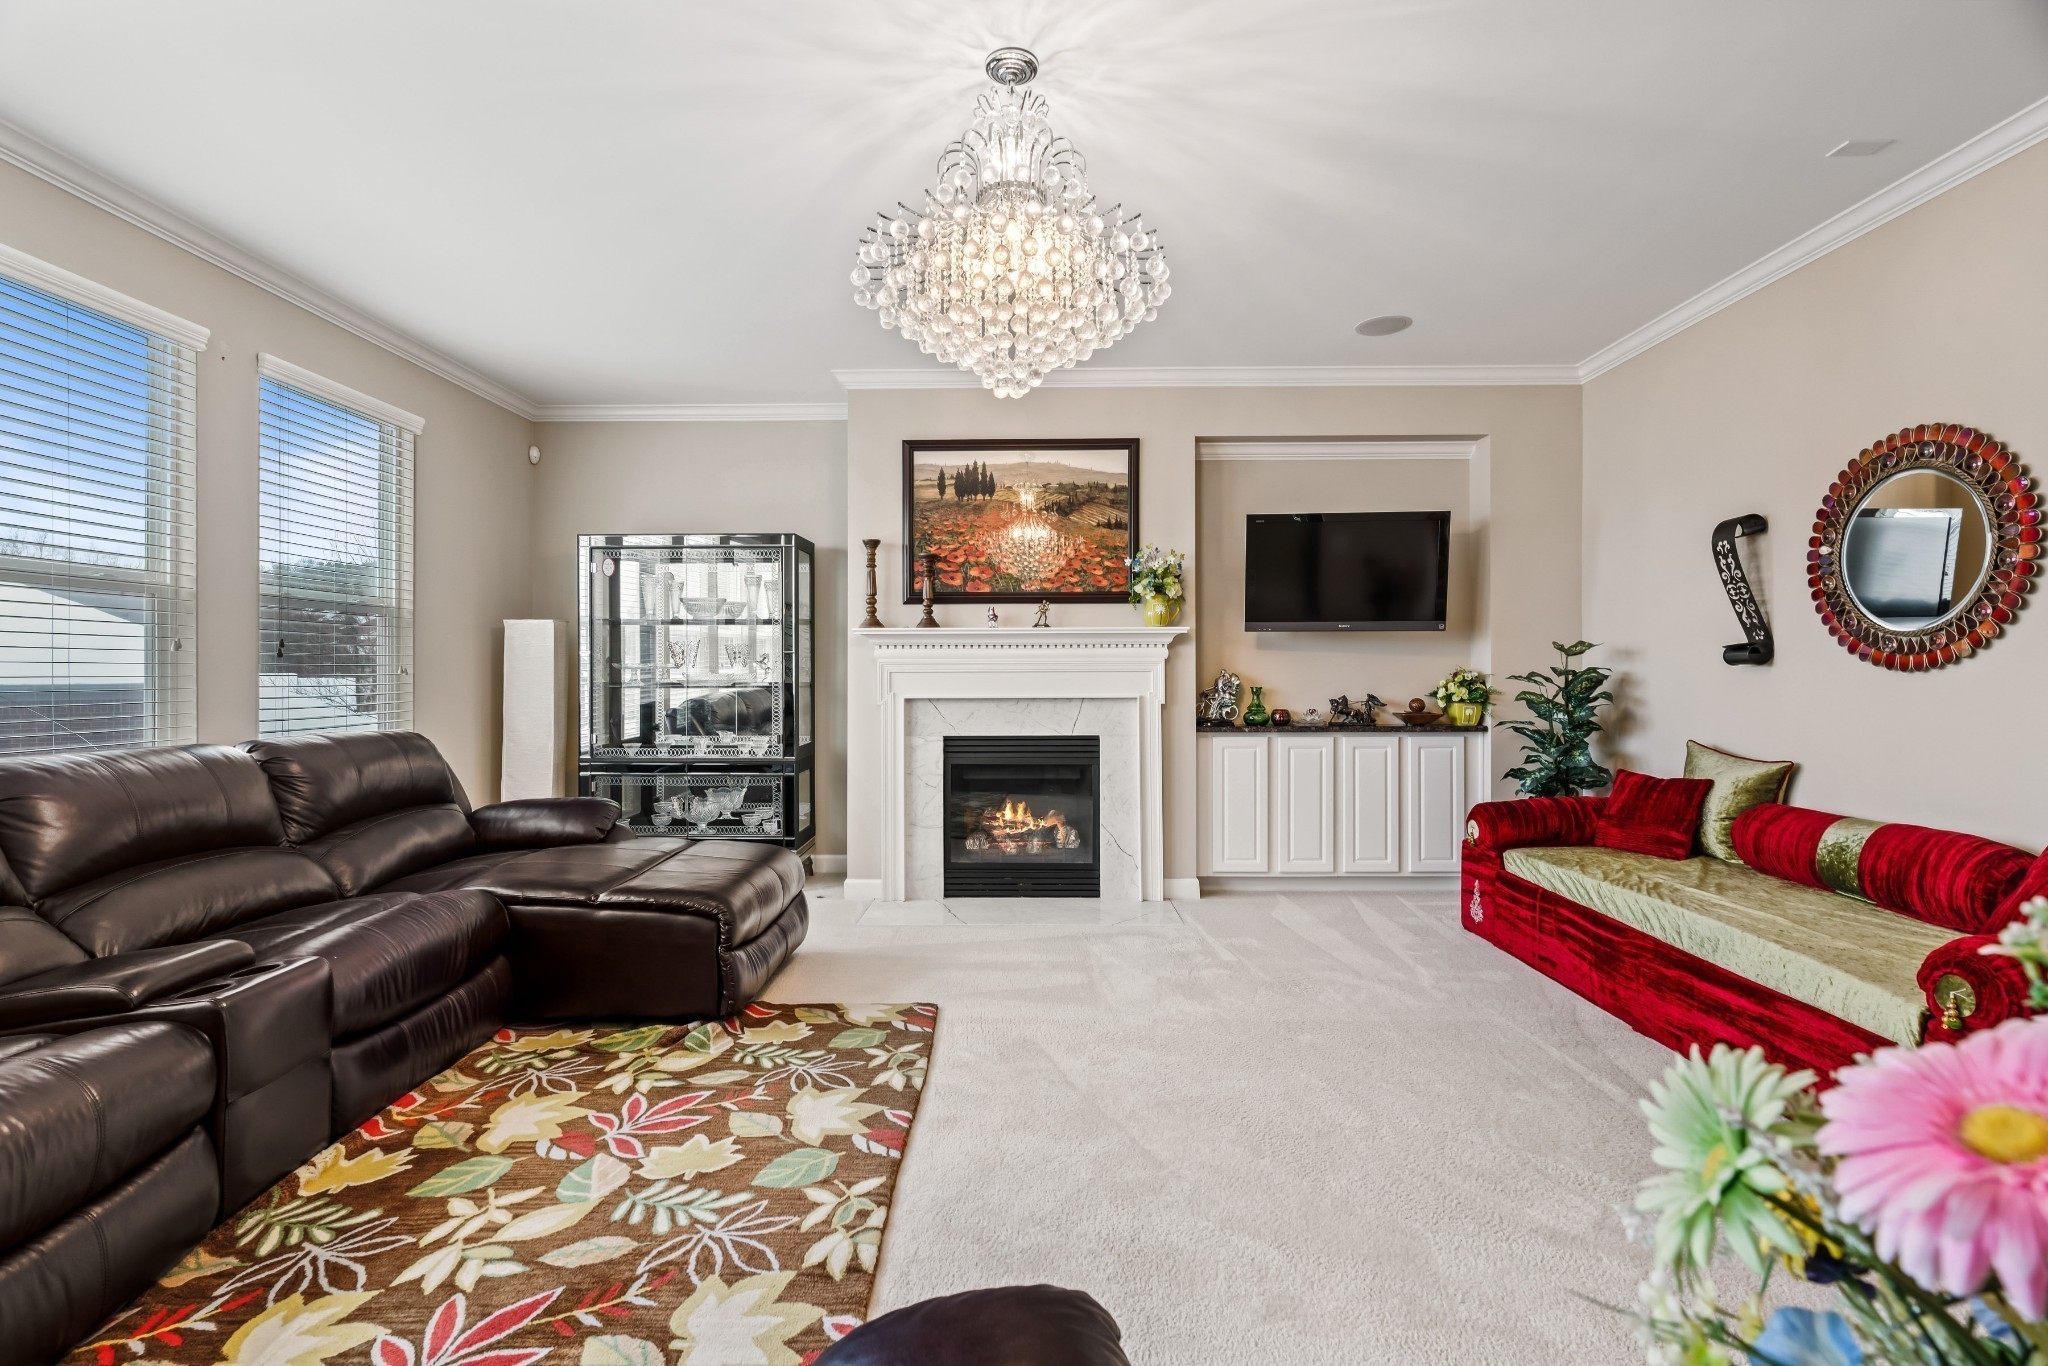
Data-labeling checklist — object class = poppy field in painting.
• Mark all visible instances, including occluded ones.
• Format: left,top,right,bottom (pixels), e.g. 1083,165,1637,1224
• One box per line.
902,442,1136,601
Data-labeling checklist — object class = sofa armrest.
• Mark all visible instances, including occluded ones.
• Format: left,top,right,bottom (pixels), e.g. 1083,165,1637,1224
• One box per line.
1919,936,2031,1040
1464,796,1606,855
471,797,620,850
815,1286,1129,1366
0,940,256,1030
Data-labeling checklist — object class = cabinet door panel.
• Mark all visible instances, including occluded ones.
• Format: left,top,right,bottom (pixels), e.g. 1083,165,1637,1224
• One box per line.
1337,735,1401,873
1272,735,1335,874
1403,734,1466,872
1205,734,1269,873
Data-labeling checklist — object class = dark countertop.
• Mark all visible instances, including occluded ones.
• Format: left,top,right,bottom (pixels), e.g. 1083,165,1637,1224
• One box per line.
1196,720,1489,734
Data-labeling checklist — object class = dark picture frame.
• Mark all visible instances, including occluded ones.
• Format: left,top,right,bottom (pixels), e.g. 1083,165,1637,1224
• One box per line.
901,438,1139,603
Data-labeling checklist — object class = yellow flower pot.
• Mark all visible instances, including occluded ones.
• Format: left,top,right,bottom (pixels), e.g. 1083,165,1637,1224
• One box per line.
1444,702,1483,727
1142,595,1182,627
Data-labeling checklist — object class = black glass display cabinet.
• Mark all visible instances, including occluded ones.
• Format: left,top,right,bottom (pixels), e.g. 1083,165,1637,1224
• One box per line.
577,534,815,865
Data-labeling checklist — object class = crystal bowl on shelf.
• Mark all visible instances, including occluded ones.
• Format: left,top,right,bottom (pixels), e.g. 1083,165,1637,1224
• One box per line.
677,597,729,621
680,794,724,833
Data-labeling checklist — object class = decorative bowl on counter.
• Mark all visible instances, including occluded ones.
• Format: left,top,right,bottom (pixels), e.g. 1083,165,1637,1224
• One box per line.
1395,698,1441,726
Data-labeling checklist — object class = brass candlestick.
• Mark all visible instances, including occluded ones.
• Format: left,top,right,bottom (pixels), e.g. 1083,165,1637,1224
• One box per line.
916,552,939,628
860,539,883,628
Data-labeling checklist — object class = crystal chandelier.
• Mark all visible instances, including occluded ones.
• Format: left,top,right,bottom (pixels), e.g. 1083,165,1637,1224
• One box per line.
850,47,1171,398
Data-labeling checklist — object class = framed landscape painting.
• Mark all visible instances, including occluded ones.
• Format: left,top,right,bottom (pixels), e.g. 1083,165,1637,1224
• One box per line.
901,438,1139,602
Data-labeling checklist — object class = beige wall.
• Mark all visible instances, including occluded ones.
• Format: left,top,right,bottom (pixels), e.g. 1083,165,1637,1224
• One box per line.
0,159,536,799
529,420,849,856
1196,455,1478,719
1583,140,2048,849
844,385,1583,887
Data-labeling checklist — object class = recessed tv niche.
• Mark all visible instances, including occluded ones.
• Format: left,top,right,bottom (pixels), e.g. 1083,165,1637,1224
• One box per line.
1244,511,1451,632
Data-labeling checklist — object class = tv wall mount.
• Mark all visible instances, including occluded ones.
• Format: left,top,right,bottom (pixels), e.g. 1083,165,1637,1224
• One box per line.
1713,514,1772,666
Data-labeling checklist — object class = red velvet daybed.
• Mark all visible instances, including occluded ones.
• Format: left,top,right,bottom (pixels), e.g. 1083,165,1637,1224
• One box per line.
1461,794,2046,1078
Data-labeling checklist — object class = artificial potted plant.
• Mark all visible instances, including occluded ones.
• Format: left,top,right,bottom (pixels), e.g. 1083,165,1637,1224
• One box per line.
1431,667,1494,727
1126,545,1185,626
1503,640,1615,797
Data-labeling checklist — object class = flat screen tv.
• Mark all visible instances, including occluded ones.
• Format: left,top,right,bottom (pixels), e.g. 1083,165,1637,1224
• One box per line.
1244,511,1450,632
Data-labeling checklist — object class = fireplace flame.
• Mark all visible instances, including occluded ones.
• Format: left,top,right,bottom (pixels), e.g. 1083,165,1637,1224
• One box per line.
962,792,1083,856
991,798,1061,834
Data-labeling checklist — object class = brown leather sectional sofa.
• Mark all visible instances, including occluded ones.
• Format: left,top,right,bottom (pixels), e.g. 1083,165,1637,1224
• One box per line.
0,729,808,1364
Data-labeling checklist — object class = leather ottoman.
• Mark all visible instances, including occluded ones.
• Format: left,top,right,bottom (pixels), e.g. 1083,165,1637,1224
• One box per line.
382,837,808,1019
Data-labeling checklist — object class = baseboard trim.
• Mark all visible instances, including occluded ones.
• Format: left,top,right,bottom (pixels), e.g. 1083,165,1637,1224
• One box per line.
1199,874,1459,895
1162,878,1203,900
809,854,847,875
838,878,883,900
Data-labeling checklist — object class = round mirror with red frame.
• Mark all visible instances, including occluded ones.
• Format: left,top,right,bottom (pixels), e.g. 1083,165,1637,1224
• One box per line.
1811,423,2036,670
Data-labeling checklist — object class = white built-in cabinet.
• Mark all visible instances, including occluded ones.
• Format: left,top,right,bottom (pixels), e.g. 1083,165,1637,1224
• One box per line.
1272,734,1336,873
1203,733,1269,873
1198,729,1482,878
1337,734,1400,873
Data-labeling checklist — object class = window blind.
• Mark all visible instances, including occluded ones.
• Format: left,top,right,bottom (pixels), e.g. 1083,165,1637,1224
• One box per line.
0,269,197,754
257,368,415,737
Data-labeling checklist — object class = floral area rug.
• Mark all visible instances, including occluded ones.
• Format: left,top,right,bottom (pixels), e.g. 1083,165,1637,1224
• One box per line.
73,1003,937,1366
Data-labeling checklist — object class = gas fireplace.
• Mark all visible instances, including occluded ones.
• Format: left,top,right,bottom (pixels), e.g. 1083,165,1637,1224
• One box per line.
942,735,1100,897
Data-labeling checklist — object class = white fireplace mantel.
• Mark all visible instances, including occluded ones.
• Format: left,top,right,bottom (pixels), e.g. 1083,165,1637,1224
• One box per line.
856,626,1186,901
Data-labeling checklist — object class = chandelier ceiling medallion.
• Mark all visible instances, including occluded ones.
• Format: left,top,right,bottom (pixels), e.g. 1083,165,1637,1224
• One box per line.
850,47,1171,398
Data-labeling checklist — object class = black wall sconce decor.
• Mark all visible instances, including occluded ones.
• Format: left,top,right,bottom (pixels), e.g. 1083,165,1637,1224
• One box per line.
1714,514,1773,665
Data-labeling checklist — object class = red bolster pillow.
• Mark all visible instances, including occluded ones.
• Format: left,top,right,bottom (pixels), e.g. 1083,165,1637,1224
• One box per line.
1861,824,2032,934
1991,849,2048,928
1732,803,2031,933
1464,796,1602,853
1917,935,2030,1039
1730,803,1842,890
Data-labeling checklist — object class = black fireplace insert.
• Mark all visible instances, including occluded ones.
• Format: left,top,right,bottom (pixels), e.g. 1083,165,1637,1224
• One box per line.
942,735,1100,897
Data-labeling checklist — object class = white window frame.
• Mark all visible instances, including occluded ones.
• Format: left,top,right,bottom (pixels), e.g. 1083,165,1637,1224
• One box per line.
0,241,206,754
255,354,423,738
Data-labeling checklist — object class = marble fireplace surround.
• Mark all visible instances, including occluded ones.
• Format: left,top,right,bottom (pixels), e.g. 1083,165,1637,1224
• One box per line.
851,627,1185,901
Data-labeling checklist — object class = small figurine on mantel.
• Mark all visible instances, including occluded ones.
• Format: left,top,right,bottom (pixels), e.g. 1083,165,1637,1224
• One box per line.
986,607,1000,629
1032,600,1051,628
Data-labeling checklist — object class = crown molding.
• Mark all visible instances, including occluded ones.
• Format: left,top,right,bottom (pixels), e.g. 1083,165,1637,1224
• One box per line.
833,364,1580,390
259,353,427,434
1197,439,1478,461
531,402,848,423
9,84,2041,415
0,238,210,350
0,116,542,421
1578,93,2048,382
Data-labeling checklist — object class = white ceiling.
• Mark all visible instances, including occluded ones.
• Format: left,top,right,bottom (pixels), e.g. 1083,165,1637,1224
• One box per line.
1,1,2044,410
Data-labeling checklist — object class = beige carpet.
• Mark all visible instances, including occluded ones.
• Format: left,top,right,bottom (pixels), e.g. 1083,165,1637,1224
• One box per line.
774,886,1676,1364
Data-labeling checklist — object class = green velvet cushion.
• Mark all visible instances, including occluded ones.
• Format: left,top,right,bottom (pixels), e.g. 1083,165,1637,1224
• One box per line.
1684,740,1794,864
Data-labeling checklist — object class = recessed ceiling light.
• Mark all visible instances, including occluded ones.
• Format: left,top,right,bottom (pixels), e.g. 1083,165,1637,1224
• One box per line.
1826,139,1895,158
1355,315,1413,337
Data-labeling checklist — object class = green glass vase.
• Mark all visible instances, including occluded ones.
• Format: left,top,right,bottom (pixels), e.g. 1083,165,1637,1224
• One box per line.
1242,686,1271,727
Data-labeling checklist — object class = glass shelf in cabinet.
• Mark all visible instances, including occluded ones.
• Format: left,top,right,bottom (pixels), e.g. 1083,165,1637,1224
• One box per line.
598,678,785,690
592,615,787,627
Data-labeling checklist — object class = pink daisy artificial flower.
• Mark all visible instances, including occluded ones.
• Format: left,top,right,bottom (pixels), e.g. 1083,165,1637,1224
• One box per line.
1819,1016,2048,1319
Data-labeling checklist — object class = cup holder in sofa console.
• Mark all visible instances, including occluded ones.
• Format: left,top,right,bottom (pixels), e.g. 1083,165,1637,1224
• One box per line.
120,956,335,1215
